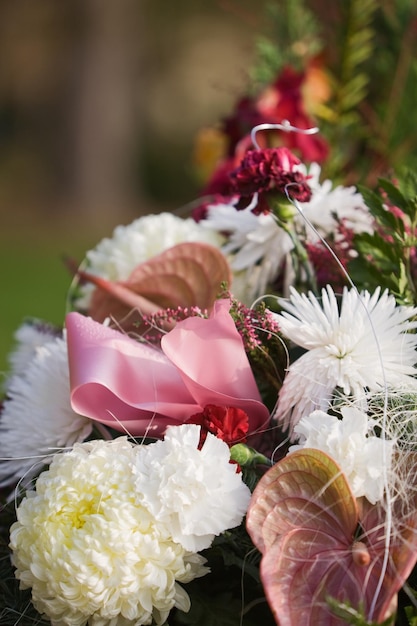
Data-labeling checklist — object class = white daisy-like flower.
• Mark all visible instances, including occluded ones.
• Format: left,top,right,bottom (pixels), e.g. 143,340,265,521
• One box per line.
0,335,92,487
10,438,208,626
274,285,417,436
201,202,294,303
76,212,224,309
295,162,374,241
133,424,251,552
199,165,373,302
289,406,394,504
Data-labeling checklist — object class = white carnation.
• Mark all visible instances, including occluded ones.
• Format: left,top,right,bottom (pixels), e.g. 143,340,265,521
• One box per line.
134,424,251,552
10,438,208,626
289,406,394,503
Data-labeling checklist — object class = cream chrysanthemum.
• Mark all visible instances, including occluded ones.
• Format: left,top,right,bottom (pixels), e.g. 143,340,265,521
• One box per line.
134,424,251,552
274,285,417,436
289,406,395,504
76,212,224,309
10,438,208,626
0,335,92,487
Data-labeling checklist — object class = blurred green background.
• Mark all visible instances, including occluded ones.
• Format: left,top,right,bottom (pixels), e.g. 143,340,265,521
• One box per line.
1,0,416,376
0,0,270,374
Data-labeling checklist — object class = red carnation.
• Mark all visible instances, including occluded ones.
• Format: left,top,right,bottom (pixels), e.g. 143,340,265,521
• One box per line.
187,404,249,448
230,147,312,214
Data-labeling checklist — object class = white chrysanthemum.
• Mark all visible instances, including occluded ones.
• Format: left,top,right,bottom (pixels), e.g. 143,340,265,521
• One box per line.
76,212,224,308
289,406,394,504
201,202,294,303
295,162,374,240
274,285,417,435
10,438,208,626
133,424,251,552
0,335,92,487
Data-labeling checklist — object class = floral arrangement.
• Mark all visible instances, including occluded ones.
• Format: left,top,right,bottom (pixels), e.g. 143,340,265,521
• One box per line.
2,4,417,625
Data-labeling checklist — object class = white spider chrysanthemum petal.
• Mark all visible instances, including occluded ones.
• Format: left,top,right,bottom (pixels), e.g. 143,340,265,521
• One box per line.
0,336,92,487
201,203,294,303
10,438,208,626
274,285,417,435
76,213,224,308
295,163,374,239
5,321,59,384
133,424,251,552
289,406,394,503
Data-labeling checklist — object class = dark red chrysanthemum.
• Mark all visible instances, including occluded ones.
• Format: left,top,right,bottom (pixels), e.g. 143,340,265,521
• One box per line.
187,404,249,447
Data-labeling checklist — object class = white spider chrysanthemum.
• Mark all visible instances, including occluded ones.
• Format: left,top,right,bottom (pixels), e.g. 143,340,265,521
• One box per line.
76,212,224,308
0,335,92,487
10,438,208,626
201,203,293,303
5,320,59,384
295,162,374,240
200,165,373,302
134,424,251,552
289,406,395,504
274,285,417,436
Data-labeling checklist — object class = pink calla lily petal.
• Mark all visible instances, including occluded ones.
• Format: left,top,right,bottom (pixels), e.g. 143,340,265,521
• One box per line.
66,299,270,438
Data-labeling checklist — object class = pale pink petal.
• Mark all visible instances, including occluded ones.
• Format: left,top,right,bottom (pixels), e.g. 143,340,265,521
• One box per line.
161,299,270,436
66,301,269,438
66,312,197,437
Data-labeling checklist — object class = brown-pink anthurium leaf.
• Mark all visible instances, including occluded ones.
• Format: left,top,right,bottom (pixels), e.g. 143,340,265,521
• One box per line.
246,448,417,626
76,242,231,327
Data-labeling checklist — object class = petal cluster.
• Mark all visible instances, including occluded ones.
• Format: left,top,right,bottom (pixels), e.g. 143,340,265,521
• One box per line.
10,427,251,625
134,424,251,552
230,147,312,206
0,333,92,488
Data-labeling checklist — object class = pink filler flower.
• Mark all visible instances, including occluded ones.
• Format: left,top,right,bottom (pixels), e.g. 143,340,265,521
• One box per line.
66,299,270,439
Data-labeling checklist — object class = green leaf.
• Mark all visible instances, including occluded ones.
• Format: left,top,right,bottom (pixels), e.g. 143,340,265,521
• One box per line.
326,597,395,625
359,187,403,233
353,232,399,265
378,178,407,211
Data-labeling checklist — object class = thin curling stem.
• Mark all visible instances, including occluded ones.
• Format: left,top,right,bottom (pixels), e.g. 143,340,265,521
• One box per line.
250,120,320,150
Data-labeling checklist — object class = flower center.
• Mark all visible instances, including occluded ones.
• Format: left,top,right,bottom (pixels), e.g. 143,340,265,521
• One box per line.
55,489,104,529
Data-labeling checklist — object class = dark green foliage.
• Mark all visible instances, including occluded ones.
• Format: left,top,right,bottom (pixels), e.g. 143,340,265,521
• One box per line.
349,173,417,306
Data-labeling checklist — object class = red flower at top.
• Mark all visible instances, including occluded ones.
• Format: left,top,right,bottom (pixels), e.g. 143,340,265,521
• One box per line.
230,147,312,213
187,404,249,448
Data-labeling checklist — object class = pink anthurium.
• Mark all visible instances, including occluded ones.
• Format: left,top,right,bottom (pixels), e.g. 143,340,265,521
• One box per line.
75,241,232,327
246,448,417,625
66,299,270,439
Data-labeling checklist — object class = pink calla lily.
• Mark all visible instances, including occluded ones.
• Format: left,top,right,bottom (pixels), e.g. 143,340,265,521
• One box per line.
66,299,270,438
